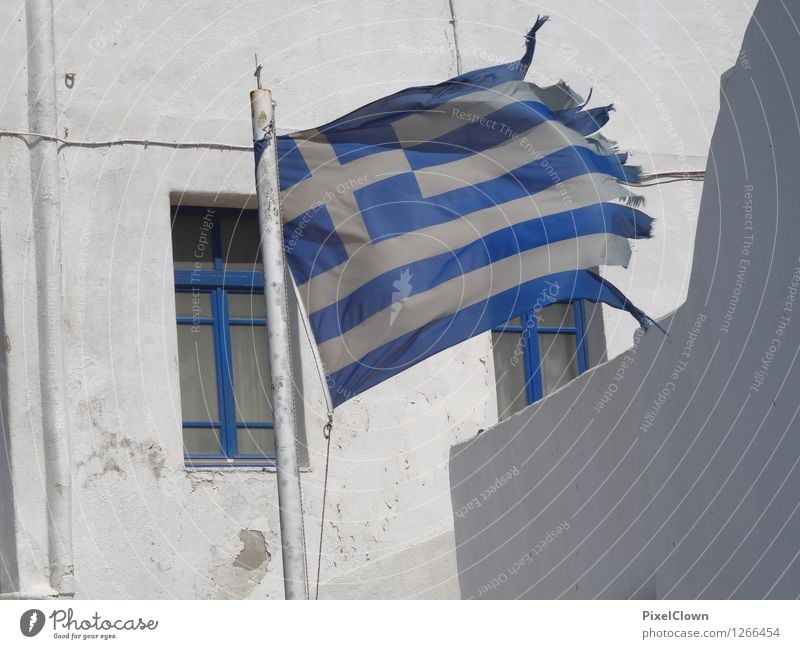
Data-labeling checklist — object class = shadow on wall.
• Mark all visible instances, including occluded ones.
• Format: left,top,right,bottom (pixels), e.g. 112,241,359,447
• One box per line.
0,249,19,593
450,0,800,599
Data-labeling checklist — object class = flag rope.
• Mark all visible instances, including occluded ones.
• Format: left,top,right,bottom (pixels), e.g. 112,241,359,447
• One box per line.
314,413,334,600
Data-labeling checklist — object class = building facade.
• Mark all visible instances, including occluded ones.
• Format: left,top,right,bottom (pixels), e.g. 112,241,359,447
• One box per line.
0,0,754,598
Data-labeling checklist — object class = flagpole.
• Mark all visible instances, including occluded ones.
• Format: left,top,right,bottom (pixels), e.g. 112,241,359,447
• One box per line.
250,86,309,600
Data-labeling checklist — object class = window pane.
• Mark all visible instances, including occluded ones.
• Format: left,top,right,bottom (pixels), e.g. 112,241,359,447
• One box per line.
177,324,219,420
220,215,263,270
537,303,575,328
183,427,221,455
538,333,579,396
492,331,528,419
237,427,276,456
172,212,215,269
228,292,266,319
175,291,211,318
230,325,273,422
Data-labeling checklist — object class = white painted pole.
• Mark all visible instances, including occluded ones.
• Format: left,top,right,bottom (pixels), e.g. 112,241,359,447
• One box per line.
250,88,309,600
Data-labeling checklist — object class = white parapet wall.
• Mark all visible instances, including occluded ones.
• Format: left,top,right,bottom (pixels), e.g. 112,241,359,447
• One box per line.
450,0,800,599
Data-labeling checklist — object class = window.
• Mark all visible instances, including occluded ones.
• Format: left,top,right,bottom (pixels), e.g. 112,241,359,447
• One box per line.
172,205,276,465
491,303,589,419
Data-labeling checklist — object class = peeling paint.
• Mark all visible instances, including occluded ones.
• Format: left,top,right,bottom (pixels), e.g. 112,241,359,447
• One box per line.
233,529,269,571
206,529,272,599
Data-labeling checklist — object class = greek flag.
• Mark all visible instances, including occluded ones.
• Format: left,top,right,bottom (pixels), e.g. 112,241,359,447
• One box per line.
265,17,654,407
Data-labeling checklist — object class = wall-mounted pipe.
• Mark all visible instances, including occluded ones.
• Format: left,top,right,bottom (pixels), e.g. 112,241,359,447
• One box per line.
25,0,74,597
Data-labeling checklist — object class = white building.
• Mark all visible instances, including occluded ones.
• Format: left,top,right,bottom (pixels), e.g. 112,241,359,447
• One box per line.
0,0,755,599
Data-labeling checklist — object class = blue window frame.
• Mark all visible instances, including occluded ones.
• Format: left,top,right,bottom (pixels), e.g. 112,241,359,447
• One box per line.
491,302,590,419
172,205,276,466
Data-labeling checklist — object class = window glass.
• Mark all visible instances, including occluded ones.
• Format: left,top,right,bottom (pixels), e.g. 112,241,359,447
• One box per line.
492,331,528,419
173,205,278,463
492,303,588,419
538,333,579,396
237,427,276,456
537,303,575,328
220,215,262,270
175,292,212,318
176,324,219,421
183,427,221,455
172,213,215,269
228,293,266,320
230,325,273,422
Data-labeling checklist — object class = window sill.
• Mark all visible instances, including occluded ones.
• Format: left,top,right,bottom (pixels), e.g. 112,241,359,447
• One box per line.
183,462,311,472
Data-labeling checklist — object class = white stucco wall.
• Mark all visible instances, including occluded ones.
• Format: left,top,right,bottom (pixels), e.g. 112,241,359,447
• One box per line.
0,0,755,598
450,0,800,599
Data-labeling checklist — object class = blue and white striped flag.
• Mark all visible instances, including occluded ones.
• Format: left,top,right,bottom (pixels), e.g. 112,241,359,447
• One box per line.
265,17,654,407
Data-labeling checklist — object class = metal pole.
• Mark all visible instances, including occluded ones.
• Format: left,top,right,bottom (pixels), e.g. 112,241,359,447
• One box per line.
250,88,309,600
